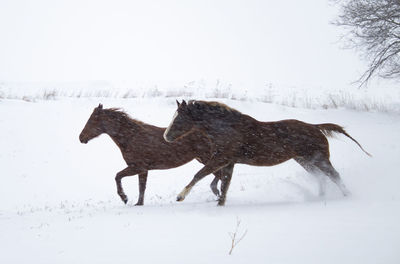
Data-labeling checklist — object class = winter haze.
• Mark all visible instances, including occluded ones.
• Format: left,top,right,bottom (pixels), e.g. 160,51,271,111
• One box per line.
0,0,370,87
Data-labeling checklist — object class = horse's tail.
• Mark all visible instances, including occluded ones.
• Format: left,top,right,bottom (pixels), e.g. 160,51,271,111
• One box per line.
315,123,372,157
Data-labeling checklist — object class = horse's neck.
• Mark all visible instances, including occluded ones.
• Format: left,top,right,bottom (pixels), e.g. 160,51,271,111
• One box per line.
201,114,240,130
202,114,253,138
103,113,143,147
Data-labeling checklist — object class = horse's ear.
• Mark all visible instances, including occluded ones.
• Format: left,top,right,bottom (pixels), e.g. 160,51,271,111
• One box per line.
98,104,103,109
181,100,187,107
176,100,180,107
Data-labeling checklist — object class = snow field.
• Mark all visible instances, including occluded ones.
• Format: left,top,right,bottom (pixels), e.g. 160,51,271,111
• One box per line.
0,97,399,263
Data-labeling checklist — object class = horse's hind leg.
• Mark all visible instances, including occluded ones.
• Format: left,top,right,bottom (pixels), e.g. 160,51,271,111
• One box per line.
294,157,326,196
316,160,350,196
217,163,234,206
296,156,350,197
317,174,326,197
115,166,144,204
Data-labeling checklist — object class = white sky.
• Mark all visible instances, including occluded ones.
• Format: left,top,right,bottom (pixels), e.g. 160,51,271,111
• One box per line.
0,0,368,89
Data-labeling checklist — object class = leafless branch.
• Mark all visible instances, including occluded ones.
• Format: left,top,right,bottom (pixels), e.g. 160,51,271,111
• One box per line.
228,217,248,255
332,0,400,86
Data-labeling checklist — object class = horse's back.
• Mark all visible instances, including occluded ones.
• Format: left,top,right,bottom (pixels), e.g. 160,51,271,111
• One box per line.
235,118,330,165
267,119,330,157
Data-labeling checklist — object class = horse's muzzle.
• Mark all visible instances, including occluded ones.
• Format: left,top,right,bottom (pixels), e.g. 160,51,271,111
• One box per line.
163,131,174,143
79,134,88,144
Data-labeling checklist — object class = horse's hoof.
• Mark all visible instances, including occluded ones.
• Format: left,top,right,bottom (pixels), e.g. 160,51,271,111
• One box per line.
120,196,128,204
217,196,226,206
134,202,143,206
176,195,184,202
211,189,220,197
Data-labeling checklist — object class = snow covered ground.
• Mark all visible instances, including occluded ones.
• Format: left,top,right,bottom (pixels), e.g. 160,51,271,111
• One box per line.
1,97,399,263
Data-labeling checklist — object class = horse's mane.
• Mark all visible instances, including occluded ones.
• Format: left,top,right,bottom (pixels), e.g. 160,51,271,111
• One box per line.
187,100,242,119
104,108,147,128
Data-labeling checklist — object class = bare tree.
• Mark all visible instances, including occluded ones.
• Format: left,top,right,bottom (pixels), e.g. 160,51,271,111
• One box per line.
333,0,400,86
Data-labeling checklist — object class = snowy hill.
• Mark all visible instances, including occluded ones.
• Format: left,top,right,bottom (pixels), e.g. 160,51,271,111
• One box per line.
1,97,399,263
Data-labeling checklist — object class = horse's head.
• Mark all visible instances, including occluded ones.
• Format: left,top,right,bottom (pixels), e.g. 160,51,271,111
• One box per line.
164,100,195,142
79,104,105,144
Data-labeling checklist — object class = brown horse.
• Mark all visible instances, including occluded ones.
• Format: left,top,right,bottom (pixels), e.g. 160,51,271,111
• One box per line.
79,104,233,205
163,100,371,206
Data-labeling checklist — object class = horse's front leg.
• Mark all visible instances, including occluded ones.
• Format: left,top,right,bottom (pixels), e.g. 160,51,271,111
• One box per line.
115,166,145,204
210,163,235,201
135,172,148,206
196,156,221,197
177,158,230,202
210,174,221,197
217,163,235,206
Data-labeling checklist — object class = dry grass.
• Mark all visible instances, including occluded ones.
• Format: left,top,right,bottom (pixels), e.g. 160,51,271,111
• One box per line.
0,81,398,113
